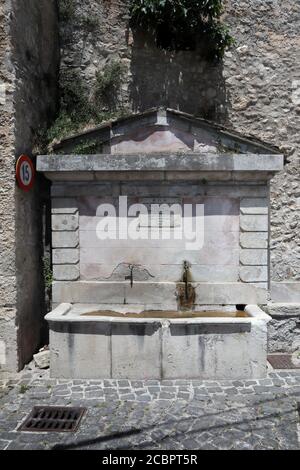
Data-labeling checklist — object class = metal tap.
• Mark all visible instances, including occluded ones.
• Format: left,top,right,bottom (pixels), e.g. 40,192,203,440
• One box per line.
182,261,190,300
125,265,134,288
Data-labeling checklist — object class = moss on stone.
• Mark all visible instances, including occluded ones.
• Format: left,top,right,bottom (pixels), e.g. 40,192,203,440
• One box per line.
45,61,128,149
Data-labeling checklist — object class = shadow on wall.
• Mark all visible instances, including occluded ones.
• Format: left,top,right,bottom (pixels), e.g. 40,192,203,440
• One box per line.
129,31,228,122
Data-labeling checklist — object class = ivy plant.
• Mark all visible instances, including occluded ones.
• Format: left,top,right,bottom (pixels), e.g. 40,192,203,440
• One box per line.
45,61,128,147
130,0,234,59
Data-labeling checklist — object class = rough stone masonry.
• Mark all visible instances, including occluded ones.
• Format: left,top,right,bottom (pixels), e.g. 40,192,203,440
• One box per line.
0,0,59,372
57,0,300,353
0,0,299,372
59,0,300,298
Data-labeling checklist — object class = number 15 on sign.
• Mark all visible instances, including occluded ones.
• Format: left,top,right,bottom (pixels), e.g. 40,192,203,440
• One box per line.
16,155,35,191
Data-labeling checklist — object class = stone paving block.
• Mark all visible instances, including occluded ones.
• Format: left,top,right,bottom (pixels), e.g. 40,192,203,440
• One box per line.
0,439,9,450
0,370,299,450
159,392,176,400
119,393,136,401
136,395,152,402
85,391,104,399
178,392,190,400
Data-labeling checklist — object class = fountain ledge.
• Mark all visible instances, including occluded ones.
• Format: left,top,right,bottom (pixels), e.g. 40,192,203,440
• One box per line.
37,153,284,182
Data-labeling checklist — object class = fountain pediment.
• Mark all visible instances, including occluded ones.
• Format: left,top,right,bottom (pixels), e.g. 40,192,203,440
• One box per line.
38,108,283,182
51,107,282,156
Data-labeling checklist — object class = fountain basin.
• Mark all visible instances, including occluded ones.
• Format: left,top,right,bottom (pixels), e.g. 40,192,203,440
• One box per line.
45,304,271,380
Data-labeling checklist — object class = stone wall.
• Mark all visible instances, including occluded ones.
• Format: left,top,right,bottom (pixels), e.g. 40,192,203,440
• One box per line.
59,0,300,302
0,0,18,371
59,0,227,121
0,0,299,370
0,0,59,371
266,304,300,353
223,0,300,302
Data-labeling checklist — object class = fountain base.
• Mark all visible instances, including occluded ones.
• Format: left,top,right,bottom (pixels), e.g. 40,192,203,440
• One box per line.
46,304,271,380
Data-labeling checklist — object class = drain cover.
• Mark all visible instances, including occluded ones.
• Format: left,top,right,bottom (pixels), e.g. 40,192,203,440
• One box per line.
268,354,300,370
18,406,86,433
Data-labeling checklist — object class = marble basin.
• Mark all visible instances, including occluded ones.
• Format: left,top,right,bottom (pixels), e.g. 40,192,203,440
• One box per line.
45,304,271,380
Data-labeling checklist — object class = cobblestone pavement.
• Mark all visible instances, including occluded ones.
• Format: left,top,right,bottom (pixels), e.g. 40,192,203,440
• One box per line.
0,369,299,450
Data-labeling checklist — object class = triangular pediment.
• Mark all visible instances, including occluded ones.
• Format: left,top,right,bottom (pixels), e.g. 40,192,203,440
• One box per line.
52,108,281,156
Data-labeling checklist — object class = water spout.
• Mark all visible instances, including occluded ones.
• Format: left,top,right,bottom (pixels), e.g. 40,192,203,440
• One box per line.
125,265,134,288
176,261,196,310
182,260,190,301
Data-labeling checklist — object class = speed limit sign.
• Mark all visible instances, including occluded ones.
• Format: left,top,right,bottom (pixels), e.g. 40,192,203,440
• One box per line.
16,155,35,191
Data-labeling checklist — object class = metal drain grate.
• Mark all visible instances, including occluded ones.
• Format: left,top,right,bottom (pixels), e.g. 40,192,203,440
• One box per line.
268,354,300,370
18,406,86,433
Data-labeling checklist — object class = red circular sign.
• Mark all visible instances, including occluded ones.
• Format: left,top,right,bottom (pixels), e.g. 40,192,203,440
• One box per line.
16,155,35,191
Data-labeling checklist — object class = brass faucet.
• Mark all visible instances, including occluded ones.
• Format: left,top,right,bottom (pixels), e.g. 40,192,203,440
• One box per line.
125,265,134,288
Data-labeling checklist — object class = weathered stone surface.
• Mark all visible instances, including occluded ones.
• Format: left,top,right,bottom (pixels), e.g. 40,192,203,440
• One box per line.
33,350,50,369
271,283,300,303
0,367,300,450
52,213,79,231
38,153,283,177
1,0,300,374
50,107,281,157
49,323,111,379
53,249,79,265
266,303,300,318
74,190,239,285
0,276,17,306
265,302,300,353
240,249,268,266
240,198,268,215
162,320,268,380
222,1,300,298
268,318,300,353
53,265,80,282
46,304,270,380
80,247,240,269
52,198,79,214
0,308,18,371
240,266,268,283
48,0,299,305
52,281,126,305
52,281,268,306
194,283,268,304
51,182,115,198
250,282,268,290
52,231,79,248
111,323,161,380
80,263,239,283
240,232,268,249
240,215,268,232
0,0,59,372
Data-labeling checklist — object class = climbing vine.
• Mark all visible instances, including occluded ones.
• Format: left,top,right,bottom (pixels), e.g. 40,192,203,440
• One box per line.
42,0,233,149
43,255,53,290
45,61,128,148
130,0,234,59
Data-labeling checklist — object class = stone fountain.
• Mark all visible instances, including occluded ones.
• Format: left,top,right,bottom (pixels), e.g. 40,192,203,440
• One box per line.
37,108,284,380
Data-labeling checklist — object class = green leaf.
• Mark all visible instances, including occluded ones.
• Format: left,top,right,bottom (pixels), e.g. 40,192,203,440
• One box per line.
129,0,233,58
